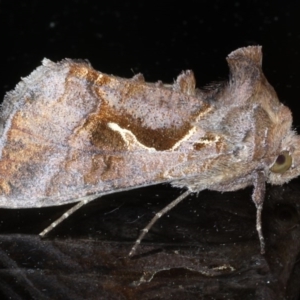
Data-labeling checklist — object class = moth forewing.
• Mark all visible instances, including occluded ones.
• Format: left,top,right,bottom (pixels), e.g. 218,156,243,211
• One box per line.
0,46,299,256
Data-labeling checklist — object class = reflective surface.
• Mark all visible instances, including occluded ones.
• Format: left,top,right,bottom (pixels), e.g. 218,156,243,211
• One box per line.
1,184,300,299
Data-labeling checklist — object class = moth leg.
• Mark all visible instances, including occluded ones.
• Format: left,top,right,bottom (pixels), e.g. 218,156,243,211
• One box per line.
252,171,266,254
39,198,96,237
129,190,191,257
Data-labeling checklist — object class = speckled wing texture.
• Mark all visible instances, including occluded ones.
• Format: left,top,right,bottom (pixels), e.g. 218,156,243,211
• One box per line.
1,46,300,209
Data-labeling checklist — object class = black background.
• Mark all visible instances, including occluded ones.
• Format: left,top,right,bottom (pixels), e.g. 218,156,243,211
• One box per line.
1,1,300,299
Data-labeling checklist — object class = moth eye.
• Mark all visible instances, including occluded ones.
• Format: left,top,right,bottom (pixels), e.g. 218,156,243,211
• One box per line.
270,151,292,173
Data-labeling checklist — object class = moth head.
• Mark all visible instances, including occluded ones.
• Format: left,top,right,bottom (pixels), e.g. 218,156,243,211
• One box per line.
268,134,300,185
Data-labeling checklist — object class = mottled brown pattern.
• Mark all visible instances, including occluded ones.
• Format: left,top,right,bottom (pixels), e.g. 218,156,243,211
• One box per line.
174,70,196,95
84,155,124,184
0,113,50,179
67,64,213,151
0,179,10,195
1,47,300,257
193,133,225,153
68,63,100,83
193,142,208,151
88,95,211,151
82,114,127,151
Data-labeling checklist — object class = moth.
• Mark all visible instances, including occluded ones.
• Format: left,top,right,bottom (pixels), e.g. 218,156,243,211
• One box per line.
0,46,299,256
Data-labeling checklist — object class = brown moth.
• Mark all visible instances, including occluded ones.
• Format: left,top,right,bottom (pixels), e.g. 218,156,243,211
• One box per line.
0,46,299,256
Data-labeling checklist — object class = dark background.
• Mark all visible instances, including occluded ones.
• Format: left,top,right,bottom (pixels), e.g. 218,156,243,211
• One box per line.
1,1,300,299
